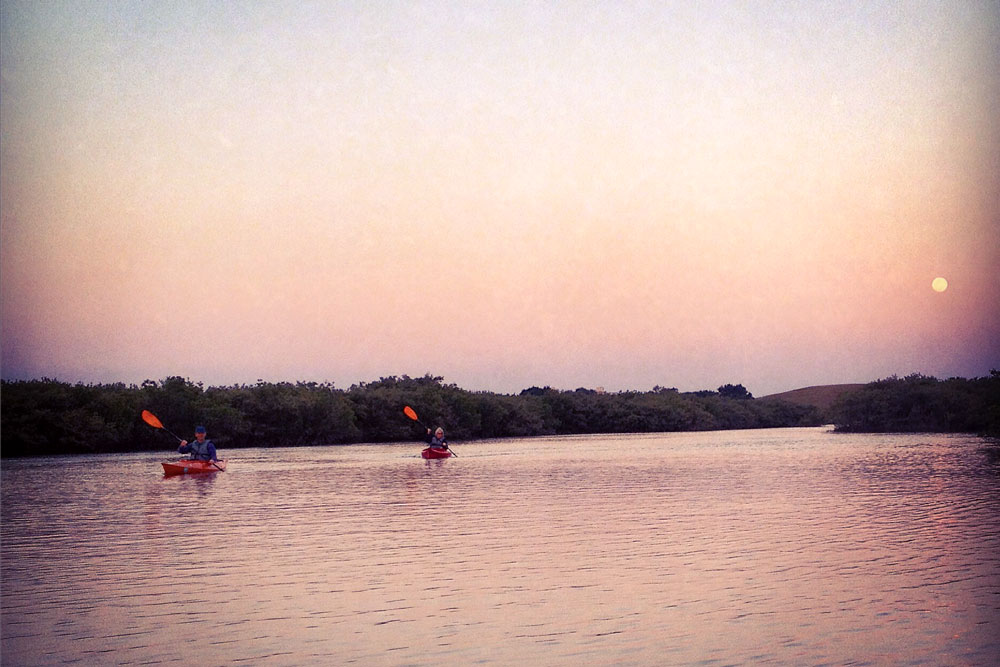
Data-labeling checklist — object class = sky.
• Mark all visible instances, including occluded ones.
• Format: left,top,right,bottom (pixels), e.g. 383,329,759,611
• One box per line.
2,0,998,396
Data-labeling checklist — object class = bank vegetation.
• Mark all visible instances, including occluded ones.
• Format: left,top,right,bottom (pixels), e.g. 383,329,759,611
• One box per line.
2,376,817,457
3,372,996,458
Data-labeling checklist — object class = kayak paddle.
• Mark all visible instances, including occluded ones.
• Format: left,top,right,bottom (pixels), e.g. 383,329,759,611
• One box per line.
403,406,457,456
403,405,427,429
142,410,224,471
141,410,184,443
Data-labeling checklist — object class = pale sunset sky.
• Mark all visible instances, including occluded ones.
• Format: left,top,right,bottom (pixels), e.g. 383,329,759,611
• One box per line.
2,1,998,396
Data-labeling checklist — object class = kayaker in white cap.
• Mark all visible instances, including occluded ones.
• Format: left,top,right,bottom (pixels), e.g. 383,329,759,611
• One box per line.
178,425,219,462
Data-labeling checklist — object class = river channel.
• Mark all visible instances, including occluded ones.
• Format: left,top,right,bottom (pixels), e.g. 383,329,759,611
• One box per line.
2,427,998,665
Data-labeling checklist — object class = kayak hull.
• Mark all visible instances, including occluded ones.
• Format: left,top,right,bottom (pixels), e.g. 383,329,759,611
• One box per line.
162,459,227,476
421,447,452,460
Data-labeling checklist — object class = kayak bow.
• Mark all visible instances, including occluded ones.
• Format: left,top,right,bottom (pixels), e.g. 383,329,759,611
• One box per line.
162,459,227,476
421,447,452,460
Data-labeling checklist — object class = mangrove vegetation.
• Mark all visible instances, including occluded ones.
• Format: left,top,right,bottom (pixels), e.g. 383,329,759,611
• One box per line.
828,372,1000,436
2,371,996,458
2,375,818,457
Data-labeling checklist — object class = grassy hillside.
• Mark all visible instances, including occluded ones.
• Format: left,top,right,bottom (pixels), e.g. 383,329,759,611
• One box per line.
759,384,866,415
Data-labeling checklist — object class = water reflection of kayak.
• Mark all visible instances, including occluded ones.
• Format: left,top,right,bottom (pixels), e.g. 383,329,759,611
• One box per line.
421,447,452,460
162,459,227,476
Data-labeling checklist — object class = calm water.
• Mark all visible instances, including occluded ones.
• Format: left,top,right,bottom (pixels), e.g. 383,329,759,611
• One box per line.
2,428,998,666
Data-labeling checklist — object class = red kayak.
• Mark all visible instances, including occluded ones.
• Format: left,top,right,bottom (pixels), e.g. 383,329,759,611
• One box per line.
162,459,227,476
421,447,452,460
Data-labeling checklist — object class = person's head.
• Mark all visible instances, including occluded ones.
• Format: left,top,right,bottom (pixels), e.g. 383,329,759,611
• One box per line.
195,425,206,441
435,427,444,438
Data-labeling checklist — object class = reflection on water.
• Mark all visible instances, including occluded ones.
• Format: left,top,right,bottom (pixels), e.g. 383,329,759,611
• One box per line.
2,428,998,665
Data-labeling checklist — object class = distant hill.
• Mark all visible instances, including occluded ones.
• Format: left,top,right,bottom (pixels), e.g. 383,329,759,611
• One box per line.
759,384,866,413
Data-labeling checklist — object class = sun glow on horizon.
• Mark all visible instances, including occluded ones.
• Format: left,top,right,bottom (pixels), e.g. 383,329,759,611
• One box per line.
1,1,998,395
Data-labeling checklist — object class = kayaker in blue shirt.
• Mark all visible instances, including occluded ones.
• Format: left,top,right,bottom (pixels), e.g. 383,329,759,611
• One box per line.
425,427,449,452
178,426,218,462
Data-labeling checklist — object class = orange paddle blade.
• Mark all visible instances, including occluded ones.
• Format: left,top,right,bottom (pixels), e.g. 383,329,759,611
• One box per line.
403,406,419,421
141,410,165,429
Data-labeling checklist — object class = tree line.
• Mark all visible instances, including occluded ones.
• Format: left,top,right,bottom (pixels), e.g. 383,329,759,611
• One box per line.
3,372,995,458
828,372,1000,436
1,375,820,457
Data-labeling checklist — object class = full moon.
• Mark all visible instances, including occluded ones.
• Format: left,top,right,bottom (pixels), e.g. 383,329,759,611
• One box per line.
932,277,948,292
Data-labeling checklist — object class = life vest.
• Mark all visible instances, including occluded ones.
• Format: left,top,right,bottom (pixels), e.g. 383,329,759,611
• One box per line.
188,439,214,460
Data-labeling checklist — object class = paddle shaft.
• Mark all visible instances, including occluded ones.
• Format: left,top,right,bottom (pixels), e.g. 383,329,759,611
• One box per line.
162,427,184,443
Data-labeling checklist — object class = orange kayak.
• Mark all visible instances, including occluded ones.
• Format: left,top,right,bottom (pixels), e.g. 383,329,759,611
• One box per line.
162,459,227,476
421,447,452,460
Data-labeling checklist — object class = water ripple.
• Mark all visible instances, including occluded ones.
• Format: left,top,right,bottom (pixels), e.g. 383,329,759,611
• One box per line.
3,430,998,665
